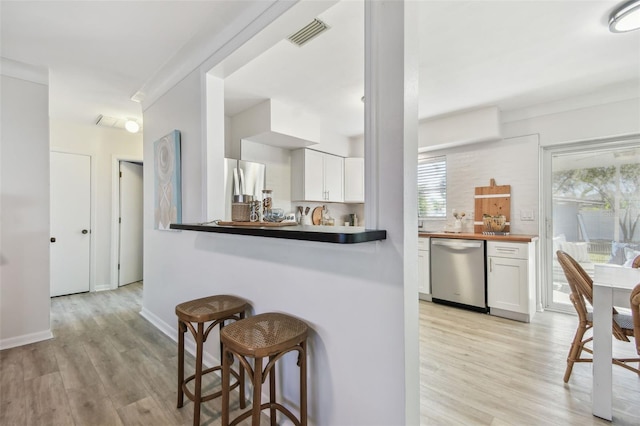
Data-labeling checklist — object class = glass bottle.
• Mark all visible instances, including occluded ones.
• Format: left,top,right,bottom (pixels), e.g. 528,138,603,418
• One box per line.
262,189,273,220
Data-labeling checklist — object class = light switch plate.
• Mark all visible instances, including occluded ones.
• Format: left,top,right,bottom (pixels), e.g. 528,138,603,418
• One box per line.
520,209,534,221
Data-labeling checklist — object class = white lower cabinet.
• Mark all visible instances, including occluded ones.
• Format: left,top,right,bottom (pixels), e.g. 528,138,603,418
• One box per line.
418,237,431,301
487,241,536,322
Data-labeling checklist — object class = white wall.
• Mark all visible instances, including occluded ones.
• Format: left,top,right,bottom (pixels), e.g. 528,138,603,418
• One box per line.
240,140,292,213
0,71,52,349
50,120,143,289
503,97,640,145
348,134,365,157
142,67,408,426
350,105,502,156
140,2,416,422
228,100,271,159
418,106,501,150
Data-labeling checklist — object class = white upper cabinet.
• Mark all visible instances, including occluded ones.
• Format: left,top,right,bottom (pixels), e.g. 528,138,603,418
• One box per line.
344,157,364,203
300,149,325,201
291,149,344,202
323,153,344,202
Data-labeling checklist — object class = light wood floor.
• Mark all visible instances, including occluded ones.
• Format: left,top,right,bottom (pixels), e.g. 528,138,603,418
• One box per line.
0,282,256,426
2,285,639,425
420,300,640,425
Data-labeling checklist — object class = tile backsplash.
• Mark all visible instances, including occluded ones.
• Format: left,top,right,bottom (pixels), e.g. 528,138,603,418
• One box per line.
419,135,539,235
295,202,364,227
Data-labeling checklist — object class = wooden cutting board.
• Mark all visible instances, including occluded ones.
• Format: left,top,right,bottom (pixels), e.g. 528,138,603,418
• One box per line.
474,179,511,233
312,207,324,225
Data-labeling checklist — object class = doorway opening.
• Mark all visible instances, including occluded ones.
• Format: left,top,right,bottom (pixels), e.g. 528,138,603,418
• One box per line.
542,136,640,312
112,159,144,288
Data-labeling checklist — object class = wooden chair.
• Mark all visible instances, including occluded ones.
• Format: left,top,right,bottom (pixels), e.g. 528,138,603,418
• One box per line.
221,312,308,426
176,295,249,425
630,256,640,358
556,250,640,382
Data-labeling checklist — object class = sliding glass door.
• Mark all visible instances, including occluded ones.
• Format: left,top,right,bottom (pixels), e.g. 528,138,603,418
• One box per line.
543,138,640,312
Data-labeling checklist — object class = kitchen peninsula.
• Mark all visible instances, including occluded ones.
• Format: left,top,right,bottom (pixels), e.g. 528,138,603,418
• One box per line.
171,223,386,244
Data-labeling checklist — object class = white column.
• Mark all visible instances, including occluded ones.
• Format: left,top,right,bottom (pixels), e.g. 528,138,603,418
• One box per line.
204,73,226,221
365,1,420,424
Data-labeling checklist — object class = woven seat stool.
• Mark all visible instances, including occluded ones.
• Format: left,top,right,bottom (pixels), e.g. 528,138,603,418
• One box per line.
176,295,249,425
221,312,308,426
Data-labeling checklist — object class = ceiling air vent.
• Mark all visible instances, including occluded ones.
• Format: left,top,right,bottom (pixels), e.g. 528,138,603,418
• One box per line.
287,18,329,47
96,114,122,128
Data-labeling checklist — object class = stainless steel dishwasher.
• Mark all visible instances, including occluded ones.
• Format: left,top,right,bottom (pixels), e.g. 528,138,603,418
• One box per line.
430,238,487,312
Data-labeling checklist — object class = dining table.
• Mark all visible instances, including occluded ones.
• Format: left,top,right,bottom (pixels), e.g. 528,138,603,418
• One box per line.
592,263,640,421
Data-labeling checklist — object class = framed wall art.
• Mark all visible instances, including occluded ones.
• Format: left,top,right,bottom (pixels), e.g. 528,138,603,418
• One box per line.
154,130,182,230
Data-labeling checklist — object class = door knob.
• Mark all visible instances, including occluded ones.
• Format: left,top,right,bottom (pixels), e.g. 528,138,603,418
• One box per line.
50,237,56,243
82,229,88,234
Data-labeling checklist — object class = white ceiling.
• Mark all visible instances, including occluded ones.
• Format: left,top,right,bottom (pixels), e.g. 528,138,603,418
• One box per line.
223,0,640,137
0,0,263,126
2,0,639,137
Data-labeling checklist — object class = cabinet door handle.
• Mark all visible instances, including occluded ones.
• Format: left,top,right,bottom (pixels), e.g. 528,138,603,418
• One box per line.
489,258,492,272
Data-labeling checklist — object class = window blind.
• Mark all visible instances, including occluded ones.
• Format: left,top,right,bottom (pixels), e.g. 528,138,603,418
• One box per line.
418,155,446,218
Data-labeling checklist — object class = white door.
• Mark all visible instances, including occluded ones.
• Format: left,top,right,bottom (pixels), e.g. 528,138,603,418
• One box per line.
50,152,91,297
119,161,143,286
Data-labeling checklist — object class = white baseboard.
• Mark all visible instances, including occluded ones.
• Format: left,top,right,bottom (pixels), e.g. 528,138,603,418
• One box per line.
0,329,53,350
419,292,432,302
94,283,112,292
139,307,220,368
489,307,532,323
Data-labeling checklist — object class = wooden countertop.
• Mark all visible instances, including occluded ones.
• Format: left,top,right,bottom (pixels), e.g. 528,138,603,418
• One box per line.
418,231,538,243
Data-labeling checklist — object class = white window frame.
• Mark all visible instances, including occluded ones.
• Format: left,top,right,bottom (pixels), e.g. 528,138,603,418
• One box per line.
541,134,640,313
418,155,447,219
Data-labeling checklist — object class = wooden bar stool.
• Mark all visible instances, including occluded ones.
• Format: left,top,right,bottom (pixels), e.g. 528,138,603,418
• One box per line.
176,295,249,425
220,312,308,426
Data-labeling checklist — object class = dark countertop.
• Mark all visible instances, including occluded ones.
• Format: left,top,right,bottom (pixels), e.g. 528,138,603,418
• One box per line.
170,223,387,244
418,231,538,243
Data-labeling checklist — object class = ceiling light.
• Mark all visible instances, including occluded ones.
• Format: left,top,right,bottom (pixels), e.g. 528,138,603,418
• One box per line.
124,119,140,133
609,0,640,32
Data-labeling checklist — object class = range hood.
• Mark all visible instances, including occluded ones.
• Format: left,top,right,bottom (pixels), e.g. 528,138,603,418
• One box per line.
230,99,320,149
